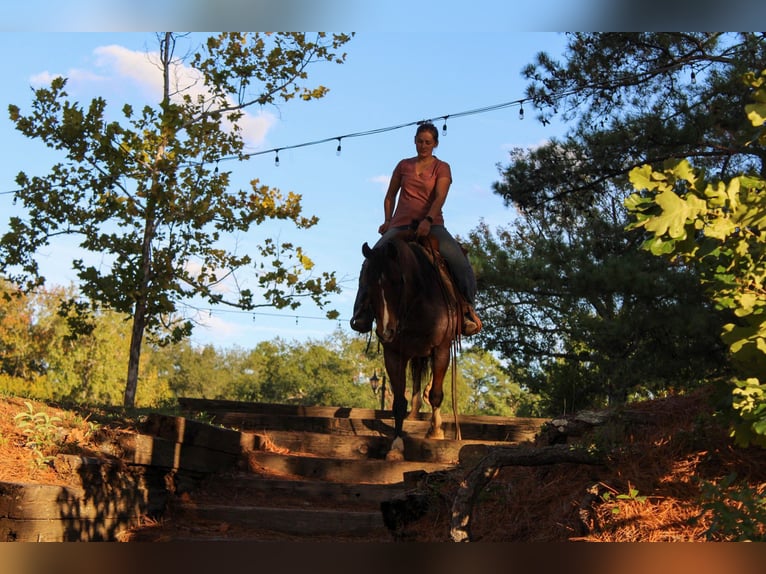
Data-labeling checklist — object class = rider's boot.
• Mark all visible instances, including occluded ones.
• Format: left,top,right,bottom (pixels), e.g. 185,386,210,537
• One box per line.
462,305,482,336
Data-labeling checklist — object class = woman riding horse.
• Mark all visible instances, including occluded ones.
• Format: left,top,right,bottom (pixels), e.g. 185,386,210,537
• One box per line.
350,122,481,336
351,122,481,459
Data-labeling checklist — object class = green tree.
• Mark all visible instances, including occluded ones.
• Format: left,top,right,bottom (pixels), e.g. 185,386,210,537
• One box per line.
0,281,165,404
0,280,48,381
456,347,537,417
252,334,378,408
470,33,763,413
1,32,352,406
625,69,766,445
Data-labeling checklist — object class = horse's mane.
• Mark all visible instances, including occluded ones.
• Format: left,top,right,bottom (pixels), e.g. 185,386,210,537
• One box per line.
389,237,440,293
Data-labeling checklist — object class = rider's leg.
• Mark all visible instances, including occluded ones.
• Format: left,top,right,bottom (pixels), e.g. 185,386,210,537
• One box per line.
429,225,481,336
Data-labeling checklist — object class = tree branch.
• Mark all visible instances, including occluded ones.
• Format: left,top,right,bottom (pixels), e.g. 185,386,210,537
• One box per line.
449,444,604,542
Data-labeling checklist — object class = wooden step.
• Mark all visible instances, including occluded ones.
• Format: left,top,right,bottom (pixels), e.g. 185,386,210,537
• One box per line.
217,476,407,505
179,397,545,432
215,411,541,442
246,450,455,484
169,503,391,539
243,429,514,464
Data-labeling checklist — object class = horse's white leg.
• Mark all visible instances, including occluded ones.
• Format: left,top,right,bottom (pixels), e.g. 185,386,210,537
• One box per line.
426,406,444,439
386,436,405,461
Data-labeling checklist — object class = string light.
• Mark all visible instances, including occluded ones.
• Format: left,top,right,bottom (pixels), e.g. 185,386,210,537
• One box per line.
274,149,280,167
336,138,342,156
228,97,536,166
519,104,524,120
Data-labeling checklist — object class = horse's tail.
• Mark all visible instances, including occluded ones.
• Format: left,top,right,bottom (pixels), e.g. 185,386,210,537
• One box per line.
410,356,430,408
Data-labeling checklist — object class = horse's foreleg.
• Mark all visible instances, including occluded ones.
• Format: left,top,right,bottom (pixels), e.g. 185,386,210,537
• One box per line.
386,393,408,460
385,351,408,461
428,407,444,440
408,370,422,420
425,346,450,440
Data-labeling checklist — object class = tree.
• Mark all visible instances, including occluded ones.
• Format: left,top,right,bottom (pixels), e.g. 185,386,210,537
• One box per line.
511,33,765,212
625,69,766,445
0,280,55,381
0,280,160,404
456,347,537,417
1,32,352,406
468,33,764,412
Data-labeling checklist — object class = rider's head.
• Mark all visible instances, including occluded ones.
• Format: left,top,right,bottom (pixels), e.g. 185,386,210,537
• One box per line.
414,122,439,156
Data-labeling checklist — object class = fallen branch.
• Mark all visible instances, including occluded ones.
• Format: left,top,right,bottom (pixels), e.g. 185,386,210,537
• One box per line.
449,444,605,542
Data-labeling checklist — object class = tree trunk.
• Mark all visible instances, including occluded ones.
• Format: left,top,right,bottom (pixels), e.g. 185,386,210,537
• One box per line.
124,298,147,407
123,210,155,407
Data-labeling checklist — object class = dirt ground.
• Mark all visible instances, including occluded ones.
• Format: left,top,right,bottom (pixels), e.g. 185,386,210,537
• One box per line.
1,389,765,542
393,388,766,542
0,395,132,488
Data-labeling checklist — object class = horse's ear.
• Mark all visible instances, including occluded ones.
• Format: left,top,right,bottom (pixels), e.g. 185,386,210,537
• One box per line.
362,242,372,258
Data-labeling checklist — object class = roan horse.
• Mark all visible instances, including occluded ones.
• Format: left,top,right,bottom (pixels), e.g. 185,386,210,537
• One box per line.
361,231,464,461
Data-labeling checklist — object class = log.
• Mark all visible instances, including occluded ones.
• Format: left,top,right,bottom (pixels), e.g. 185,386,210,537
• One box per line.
449,444,604,542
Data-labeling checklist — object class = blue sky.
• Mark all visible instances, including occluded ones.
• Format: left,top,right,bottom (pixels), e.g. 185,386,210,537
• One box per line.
0,31,572,348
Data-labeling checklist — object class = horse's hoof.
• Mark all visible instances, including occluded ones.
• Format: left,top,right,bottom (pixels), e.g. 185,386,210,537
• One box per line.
386,437,405,461
386,449,405,461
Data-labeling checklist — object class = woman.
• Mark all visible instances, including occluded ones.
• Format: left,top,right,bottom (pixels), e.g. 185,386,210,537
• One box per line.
350,122,481,336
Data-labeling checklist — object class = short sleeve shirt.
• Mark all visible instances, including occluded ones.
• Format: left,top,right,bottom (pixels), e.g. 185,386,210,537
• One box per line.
389,156,452,228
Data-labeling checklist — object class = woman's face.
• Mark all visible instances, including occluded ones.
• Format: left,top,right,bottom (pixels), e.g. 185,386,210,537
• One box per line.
414,131,438,158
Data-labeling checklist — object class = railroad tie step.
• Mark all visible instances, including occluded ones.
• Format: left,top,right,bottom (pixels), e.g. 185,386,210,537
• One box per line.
173,503,388,537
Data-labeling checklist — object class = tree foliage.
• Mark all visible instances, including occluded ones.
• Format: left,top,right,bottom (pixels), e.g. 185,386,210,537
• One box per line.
0,280,168,405
1,279,536,414
625,69,766,446
1,32,352,406
468,33,766,413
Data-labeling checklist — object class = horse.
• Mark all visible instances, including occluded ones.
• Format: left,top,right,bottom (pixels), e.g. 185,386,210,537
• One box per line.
360,232,463,461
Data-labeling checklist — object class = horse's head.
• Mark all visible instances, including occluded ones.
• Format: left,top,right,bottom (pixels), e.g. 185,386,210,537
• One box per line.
362,240,407,343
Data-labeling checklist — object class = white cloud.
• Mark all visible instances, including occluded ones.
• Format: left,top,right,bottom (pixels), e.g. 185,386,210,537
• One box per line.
369,174,390,191
30,68,107,87
183,260,238,296
193,311,248,344
37,43,277,148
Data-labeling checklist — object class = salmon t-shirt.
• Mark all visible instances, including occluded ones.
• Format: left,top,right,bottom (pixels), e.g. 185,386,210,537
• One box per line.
389,156,452,228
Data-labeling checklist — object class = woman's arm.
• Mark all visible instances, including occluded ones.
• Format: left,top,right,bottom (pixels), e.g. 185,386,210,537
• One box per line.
378,167,402,234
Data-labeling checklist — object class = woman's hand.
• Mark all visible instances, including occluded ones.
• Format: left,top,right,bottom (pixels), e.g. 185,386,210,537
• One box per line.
416,218,431,237
378,220,391,234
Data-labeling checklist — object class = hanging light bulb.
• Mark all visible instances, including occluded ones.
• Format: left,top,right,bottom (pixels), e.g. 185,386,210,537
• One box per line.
691,70,696,84
274,150,280,167
336,138,342,156
519,104,525,120
442,116,448,136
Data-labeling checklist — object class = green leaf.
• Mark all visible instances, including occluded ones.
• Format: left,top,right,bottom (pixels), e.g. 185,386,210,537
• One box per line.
745,102,766,127
629,165,662,191
643,190,706,239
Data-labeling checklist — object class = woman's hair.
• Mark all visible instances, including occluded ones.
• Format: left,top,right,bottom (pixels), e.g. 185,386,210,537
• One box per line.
415,122,439,145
